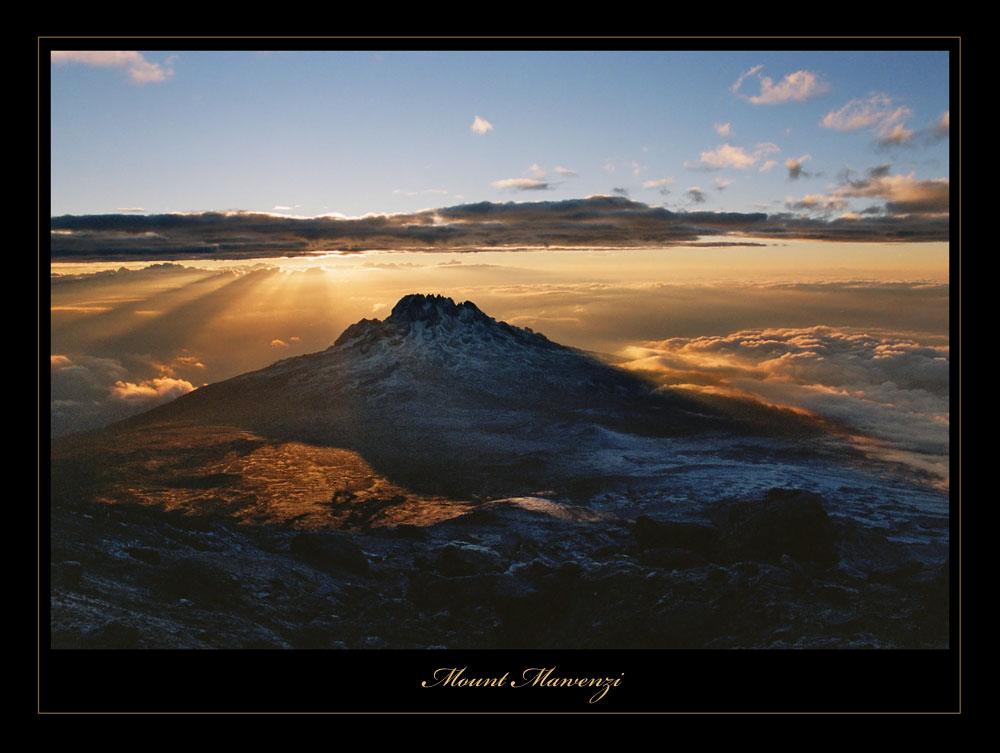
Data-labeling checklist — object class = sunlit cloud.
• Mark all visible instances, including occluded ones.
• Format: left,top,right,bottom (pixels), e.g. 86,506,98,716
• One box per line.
821,93,923,148
887,110,951,149
931,111,950,140
712,178,734,191
620,325,949,479
714,122,732,137
51,50,175,85
470,115,493,134
643,177,675,189
111,376,194,404
686,142,780,171
554,166,578,177
785,165,948,218
732,65,828,104
51,353,196,435
833,167,949,215
822,94,899,131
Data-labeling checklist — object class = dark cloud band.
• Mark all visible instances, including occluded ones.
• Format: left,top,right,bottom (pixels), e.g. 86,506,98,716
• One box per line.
51,196,949,260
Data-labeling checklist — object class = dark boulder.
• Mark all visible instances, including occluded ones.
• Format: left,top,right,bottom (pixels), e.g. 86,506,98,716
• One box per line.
290,532,370,575
633,516,718,556
433,543,504,576
155,556,243,604
717,488,839,567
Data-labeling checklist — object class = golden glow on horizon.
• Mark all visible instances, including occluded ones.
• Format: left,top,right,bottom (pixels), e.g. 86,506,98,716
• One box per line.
50,239,950,283
50,247,950,485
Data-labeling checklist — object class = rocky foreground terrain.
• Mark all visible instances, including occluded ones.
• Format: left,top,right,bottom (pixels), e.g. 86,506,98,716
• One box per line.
48,295,951,652
50,486,948,650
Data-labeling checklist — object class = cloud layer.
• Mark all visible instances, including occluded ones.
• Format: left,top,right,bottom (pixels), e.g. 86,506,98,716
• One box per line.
51,353,195,435
788,165,949,218
50,195,949,260
620,325,950,479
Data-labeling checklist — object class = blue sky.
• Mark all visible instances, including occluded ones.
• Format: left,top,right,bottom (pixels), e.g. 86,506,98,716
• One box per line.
49,48,951,220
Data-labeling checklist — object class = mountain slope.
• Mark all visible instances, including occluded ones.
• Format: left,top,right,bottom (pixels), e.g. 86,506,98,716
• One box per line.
123,295,741,493
63,294,829,502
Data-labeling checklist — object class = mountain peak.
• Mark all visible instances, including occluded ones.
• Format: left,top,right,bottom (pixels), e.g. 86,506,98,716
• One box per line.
333,293,544,351
388,294,485,325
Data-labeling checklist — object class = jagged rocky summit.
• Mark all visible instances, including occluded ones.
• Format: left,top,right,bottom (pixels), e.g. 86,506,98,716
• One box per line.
334,293,551,351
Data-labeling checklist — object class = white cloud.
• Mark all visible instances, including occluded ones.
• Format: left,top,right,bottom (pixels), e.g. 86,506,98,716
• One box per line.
643,177,675,189
689,144,756,169
751,70,828,104
492,178,550,191
51,50,175,85
471,115,493,134
714,122,732,137
732,65,827,104
527,163,547,180
554,166,578,177
686,142,779,170
822,94,894,131
730,64,764,93
821,93,914,146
